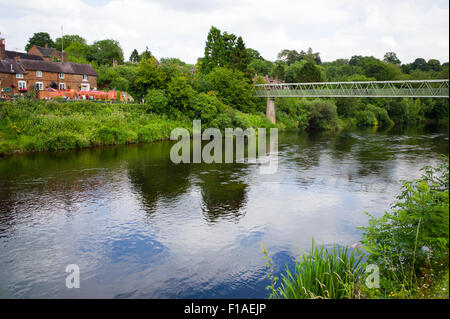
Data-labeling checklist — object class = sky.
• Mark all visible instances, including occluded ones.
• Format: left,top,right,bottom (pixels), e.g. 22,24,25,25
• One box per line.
0,0,448,65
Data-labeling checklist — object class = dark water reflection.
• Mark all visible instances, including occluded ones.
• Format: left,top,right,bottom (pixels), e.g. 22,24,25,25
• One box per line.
0,125,448,298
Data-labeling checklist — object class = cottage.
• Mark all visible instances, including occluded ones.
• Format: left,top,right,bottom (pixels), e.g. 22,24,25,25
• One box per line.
0,38,97,97
27,43,67,62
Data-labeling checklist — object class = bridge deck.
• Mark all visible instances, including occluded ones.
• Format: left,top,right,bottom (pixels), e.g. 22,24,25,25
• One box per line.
254,80,449,98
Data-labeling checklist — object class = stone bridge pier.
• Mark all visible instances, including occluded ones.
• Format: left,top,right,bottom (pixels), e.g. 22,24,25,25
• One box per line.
266,97,276,124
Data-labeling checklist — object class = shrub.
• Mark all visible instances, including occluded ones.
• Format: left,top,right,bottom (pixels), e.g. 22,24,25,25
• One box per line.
355,109,377,126
44,132,88,150
366,104,394,127
145,89,168,114
208,113,234,131
195,67,255,113
360,157,449,294
302,99,338,129
189,92,220,123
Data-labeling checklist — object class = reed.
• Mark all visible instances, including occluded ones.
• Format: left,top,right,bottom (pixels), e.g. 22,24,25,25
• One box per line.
263,240,364,299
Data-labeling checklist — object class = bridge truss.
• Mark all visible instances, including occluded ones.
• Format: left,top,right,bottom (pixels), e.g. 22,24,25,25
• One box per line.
254,80,449,98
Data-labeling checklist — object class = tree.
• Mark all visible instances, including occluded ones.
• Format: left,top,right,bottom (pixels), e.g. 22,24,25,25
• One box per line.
201,26,250,76
285,60,307,82
427,59,441,72
166,76,194,113
410,58,429,72
132,56,167,98
277,49,301,65
129,49,140,63
305,48,322,65
196,67,254,112
286,61,323,83
233,36,251,77
271,61,287,81
383,52,401,65
145,89,168,113
249,59,273,76
64,42,92,63
55,35,86,51
90,39,124,66
349,55,364,66
25,32,55,51
246,48,264,60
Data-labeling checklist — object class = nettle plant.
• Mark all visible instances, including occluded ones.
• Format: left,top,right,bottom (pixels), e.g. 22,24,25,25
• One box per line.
360,156,449,289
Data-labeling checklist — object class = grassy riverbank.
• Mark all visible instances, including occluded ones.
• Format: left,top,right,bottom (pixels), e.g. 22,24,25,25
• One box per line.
0,99,277,155
263,157,449,299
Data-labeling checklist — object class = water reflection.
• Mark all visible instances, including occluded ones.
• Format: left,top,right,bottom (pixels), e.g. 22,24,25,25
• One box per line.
0,125,448,298
193,164,249,223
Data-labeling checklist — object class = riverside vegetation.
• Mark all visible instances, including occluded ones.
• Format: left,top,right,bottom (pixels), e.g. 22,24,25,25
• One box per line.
1,26,448,155
262,157,449,299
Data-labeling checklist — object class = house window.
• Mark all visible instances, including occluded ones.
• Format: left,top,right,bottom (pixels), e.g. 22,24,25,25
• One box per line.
16,73,24,79
59,83,66,90
82,74,88,81
59,73,65,79
35,82,44,91
36,71,42,77
18,81,27,90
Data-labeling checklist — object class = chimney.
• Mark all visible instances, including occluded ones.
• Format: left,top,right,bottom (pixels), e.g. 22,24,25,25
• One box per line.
0,38,5,60
44,43,48,48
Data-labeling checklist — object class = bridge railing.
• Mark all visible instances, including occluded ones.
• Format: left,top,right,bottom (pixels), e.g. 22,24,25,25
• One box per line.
254,80,449,98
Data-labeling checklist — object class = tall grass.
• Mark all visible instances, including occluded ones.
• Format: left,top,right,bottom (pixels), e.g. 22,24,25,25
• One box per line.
262,241,364,299
0,99,275,155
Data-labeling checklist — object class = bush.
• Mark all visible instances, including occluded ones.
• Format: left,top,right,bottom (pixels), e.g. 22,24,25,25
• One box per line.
355,110,377,126
145,89,168,114
302,99,338,129
366,104,394,127
189,92,220,123
195,67,255,113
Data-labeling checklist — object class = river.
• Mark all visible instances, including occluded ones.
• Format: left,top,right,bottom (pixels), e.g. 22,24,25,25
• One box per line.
0,125,448,298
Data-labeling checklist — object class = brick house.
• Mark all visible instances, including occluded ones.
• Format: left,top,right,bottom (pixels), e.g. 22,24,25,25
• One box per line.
27,43,67,62
1,38,97,97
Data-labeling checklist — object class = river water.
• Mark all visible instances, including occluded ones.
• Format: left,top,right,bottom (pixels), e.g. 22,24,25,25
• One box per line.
0,126,448,298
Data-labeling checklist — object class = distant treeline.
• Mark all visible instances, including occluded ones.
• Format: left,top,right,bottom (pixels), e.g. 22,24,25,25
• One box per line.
19,29,450,131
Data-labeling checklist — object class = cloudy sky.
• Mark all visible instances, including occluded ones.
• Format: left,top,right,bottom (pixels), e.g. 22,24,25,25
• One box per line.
0,0,448,65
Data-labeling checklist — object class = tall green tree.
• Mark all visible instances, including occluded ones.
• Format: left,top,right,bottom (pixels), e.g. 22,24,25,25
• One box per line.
64,42,92,63
201,26,251,76
55,35,86,51
271,61,287,81
25,32,55,51
90,39,124,66
196,67,254,112
132,56,167,98
140,46,152,60
383,52,401,65
129,49,140,63
277,49,302,65
233,36,251,77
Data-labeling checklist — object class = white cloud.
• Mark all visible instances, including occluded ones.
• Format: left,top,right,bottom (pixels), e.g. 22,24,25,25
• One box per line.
0,0,448,64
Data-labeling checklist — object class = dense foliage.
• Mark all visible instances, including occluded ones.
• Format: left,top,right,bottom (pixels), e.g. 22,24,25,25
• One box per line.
263,157,449,299
359,157,449,297
16,28,450,143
